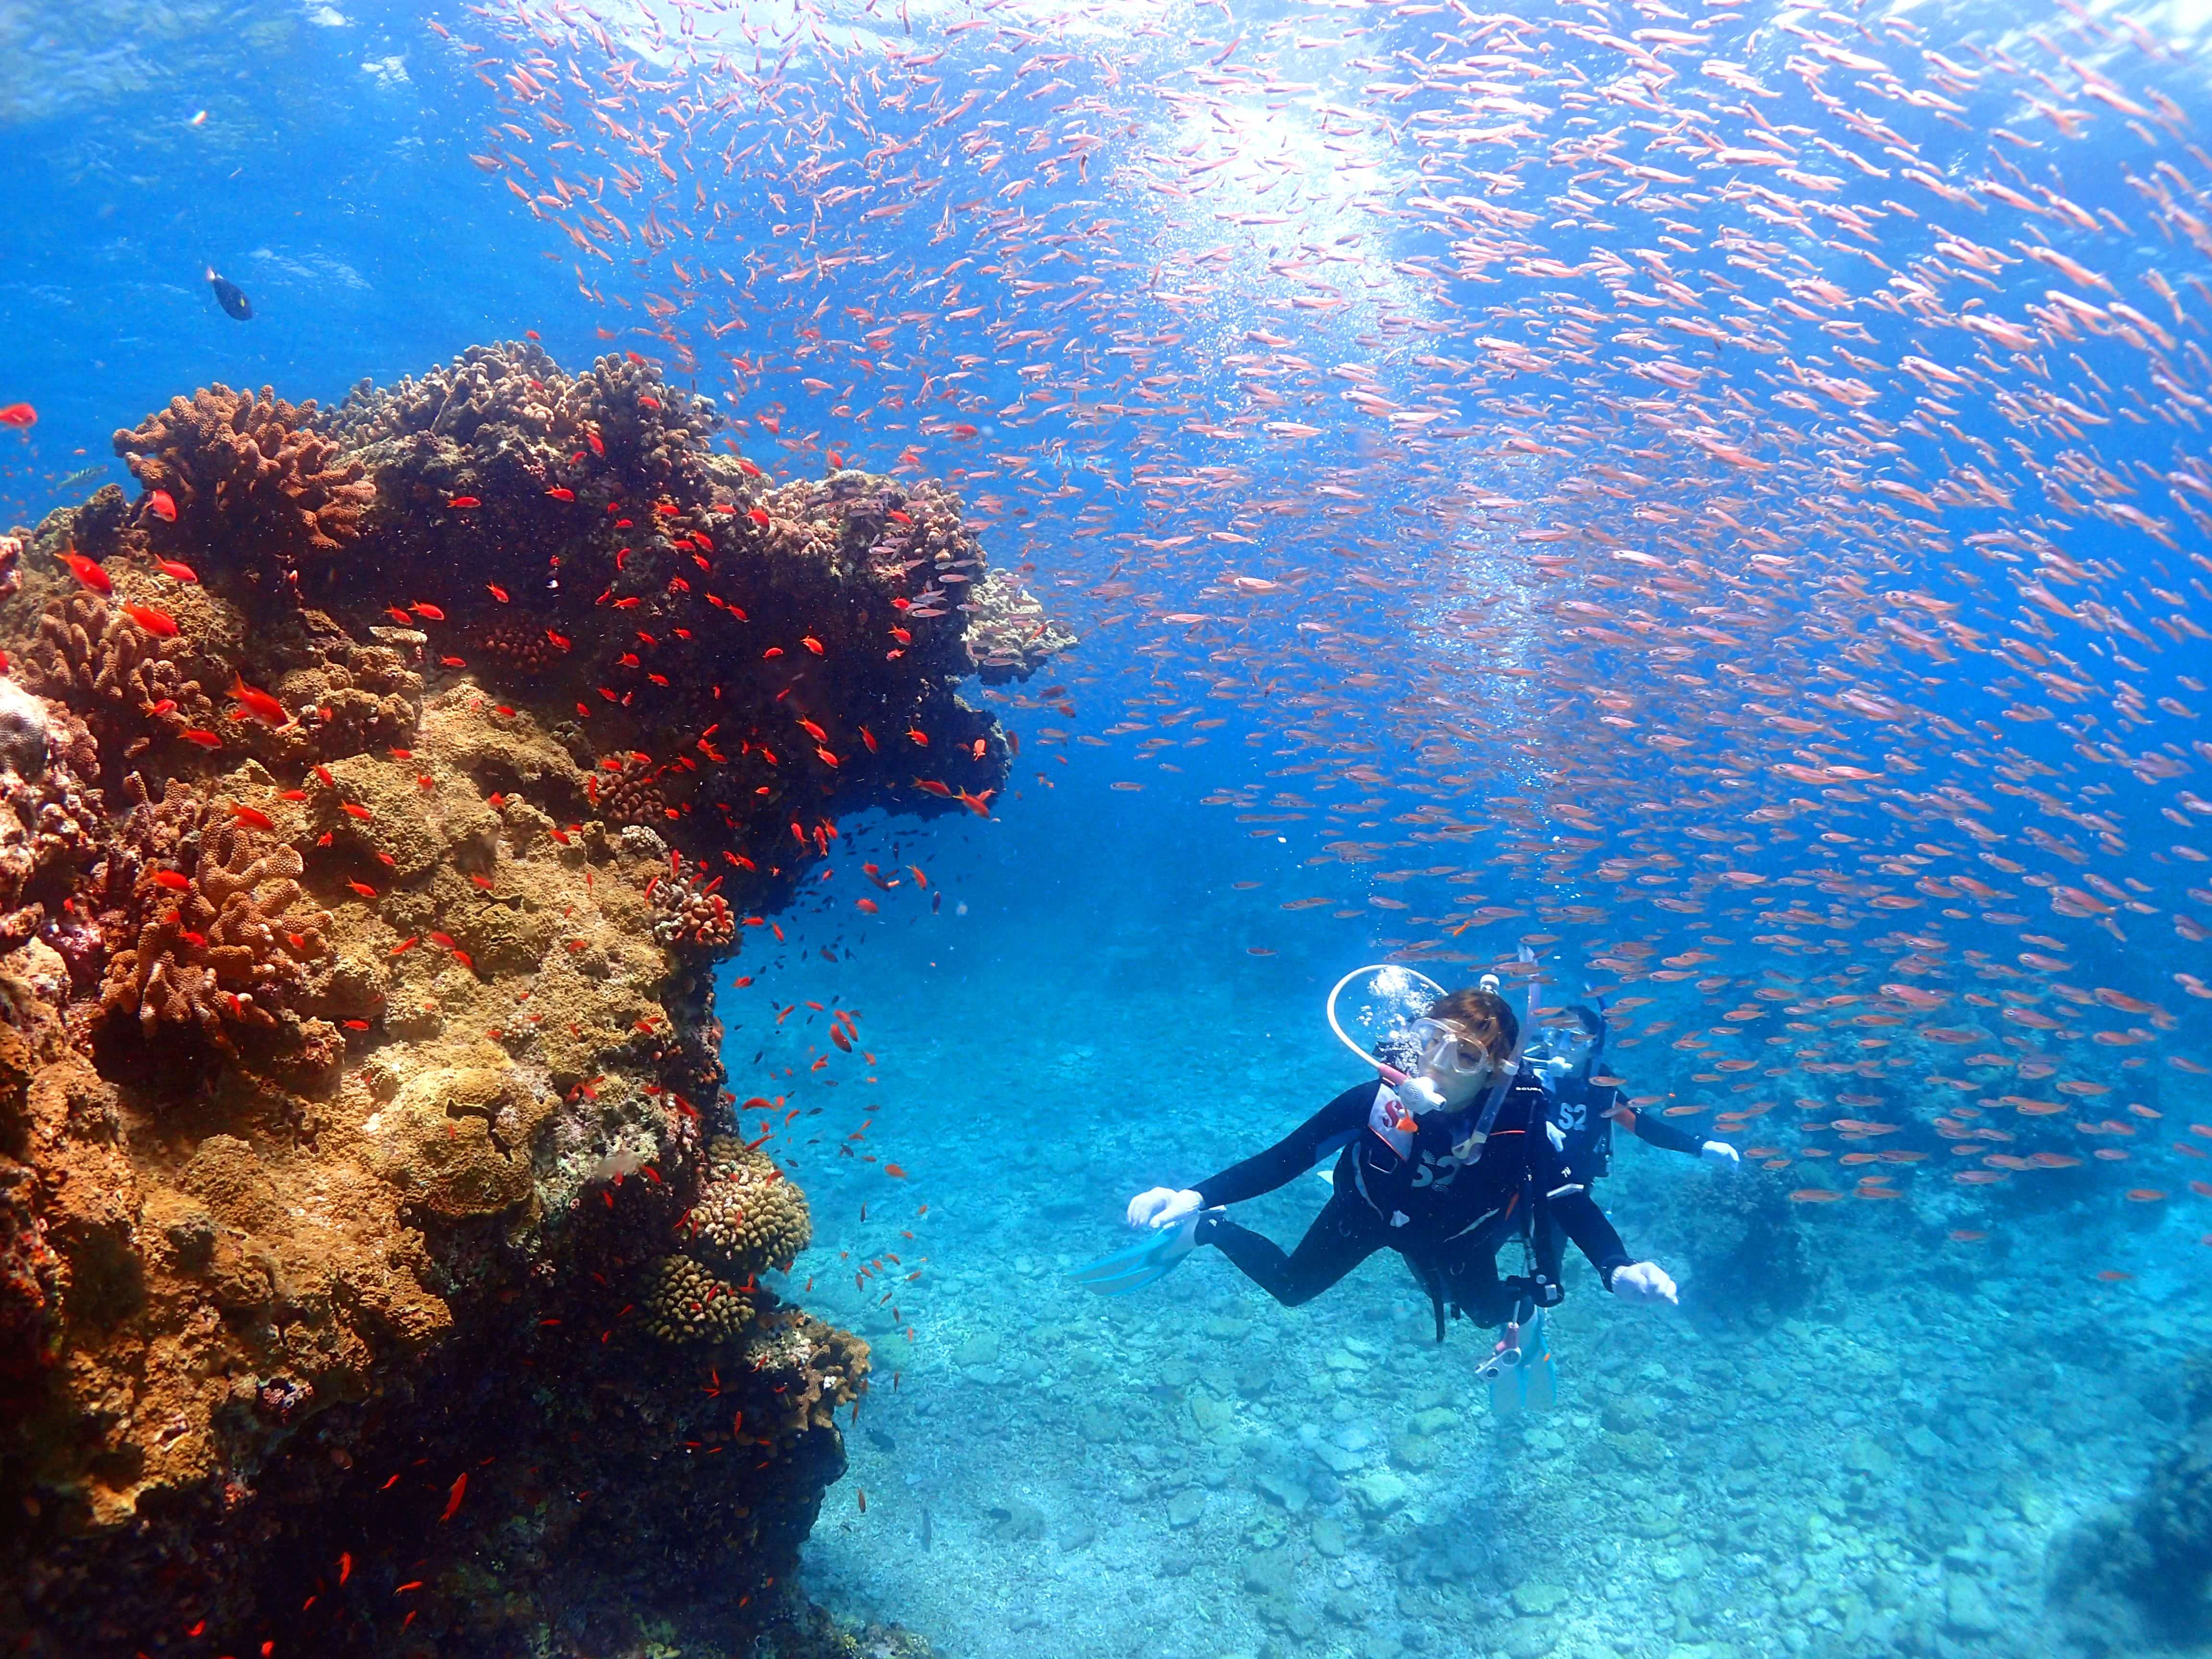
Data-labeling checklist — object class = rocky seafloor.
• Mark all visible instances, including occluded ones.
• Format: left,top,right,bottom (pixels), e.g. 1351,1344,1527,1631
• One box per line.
0,343,1067,1657
756,921,2212,1659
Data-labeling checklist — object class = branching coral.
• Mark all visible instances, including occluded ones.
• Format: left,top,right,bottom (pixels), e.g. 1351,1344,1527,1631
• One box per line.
98,805,328,1047
18,591,214,763
114,385,374,589
591,758,675,827
638,1252,756,1344
689,1134,810,1280
650,863,735,950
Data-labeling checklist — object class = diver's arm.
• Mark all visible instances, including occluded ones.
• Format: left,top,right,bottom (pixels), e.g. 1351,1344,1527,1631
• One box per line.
1549,1187,1633,1284
1623,1103,1705,1157
1193,1083,1374,1208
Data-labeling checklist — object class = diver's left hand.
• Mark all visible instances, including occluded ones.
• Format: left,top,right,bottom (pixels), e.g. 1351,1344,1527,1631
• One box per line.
1700,1140,1741,1168
1611,1262,1678,1306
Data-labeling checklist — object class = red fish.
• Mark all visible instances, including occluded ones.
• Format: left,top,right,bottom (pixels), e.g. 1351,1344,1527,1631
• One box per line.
884,1163,909,1178
410,602,446,622
749,507,771,527
341,802,372,820
855,897,879,914
59,550,110,594
230,803,274,831
229,675,288,726
385,607,414,626
156,558,198,583
151,870,191,890
124,603,178,638
346,881,379,899
146,490,178,523
888,508,913,525
439,1472,468,1523
546,487,576,502
486,583,510,603
448,495,481,509
0,403,35,428
179,729,221,748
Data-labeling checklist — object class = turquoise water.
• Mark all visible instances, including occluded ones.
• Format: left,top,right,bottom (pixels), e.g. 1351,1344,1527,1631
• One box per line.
7,0,2212,1653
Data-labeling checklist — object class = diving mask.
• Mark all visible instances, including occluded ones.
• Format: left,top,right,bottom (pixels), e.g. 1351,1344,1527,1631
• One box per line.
1408,1017,1491,1079
1532,1020,1595,1077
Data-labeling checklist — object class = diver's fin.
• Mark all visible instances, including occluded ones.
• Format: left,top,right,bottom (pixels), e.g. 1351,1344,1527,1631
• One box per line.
1070,1210,1216,1296
1487,1308,1557,1415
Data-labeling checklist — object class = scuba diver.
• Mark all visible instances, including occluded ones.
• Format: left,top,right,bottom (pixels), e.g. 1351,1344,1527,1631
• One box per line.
1078,985,1678,1380
1529,1002,1742,1179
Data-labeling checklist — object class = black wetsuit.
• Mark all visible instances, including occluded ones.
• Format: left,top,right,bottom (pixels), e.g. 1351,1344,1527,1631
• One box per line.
1193,1070,1633,1336
1546,1070,1705,1185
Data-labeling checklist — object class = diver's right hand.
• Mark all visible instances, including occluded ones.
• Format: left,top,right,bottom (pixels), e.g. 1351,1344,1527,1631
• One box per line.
1126,1187,1205,1231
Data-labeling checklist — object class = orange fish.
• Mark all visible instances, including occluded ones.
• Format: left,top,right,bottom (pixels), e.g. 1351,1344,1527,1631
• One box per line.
340,802,373,821
883,1163,908,1178
0,402,35,428
229,674,288,726
410,602,446,622
146,490,178,522
124,603,178,638
448,495,481,509
179,729,221,748
347,881,378,899
855,897,879,914
151,870,191,890
803,636,825,655
487,583,510,603
230,803,274,831
156,558,198,583
59,550,109,594
546,487,576,502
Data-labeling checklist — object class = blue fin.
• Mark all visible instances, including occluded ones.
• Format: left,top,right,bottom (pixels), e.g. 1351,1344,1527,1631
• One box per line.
1070,1214,1209,1296
1487,1309,1557,1415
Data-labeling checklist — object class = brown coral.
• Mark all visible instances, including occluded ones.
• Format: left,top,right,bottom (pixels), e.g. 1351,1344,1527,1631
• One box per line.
113,385,374,586
18,590,214,761
650,865,735,950
689,1135,810,1280
99,817,328,1047
591,759,674,827
469,618,568,677
638,1252,756,1344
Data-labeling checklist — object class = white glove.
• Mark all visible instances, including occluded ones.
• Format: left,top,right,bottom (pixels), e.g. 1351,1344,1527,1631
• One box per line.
1126,1187,1204,1231
1393,1075,1447,1116
1611,1262,1678,1306
1700,1140,1741,1167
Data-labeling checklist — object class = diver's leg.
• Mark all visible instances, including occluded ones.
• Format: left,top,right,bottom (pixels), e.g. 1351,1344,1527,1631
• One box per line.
1434,1241,1516,1325
1203,1190,1384,1308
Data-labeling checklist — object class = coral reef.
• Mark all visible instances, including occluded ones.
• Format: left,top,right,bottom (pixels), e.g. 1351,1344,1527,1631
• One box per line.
113,385,374,594
0,342,1067,1656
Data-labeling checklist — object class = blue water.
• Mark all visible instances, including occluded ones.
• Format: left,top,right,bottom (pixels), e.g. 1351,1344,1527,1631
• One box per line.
7,0,2212,1653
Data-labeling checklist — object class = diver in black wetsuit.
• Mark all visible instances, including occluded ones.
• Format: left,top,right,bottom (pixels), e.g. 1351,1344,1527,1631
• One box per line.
1121,986,1678,1340
1530,1002,1743,1184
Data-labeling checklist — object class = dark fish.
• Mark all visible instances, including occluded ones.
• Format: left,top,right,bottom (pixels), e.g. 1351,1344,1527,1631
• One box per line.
919,1506,931,1552
205,267,252,321
865,1424,896,1452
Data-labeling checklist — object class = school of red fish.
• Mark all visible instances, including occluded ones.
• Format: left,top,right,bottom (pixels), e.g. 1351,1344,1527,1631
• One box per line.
91,0,2212,1239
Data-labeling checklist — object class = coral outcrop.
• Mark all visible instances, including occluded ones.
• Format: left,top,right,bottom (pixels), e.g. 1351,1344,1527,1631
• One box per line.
0,343,1070,1657
113,385,374,593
